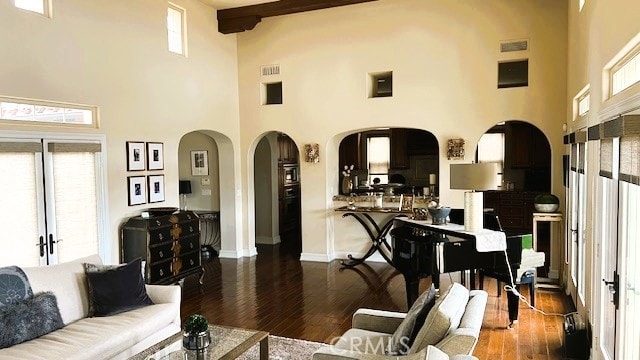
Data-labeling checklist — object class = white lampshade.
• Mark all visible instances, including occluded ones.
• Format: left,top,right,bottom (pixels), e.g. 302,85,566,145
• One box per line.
450,163,500,190
450,163,500,232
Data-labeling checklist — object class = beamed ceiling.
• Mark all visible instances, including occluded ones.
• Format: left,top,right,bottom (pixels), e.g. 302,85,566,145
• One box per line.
207,0,378,34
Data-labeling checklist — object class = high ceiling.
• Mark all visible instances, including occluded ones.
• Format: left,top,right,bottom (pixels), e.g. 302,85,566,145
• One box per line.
199,0,276,10
211,0,378,33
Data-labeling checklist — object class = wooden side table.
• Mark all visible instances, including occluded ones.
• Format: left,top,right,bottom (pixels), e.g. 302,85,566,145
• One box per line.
533,212,563,288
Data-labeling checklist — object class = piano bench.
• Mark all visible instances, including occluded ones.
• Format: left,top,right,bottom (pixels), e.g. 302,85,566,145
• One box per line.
478,270,536,307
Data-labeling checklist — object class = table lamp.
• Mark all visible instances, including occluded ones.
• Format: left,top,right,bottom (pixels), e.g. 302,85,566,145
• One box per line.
179,180,192,210
450,163,500,232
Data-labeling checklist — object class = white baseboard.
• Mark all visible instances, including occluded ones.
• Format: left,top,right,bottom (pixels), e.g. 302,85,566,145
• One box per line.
246,247,258,257
548,269,559,279
218,249,242,258
300,252,334,262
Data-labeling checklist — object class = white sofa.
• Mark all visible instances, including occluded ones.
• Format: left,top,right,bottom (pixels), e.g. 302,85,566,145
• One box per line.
0,255,181,360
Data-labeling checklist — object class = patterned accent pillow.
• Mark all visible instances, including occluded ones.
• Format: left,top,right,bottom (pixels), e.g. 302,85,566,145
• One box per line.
0,291,64,348
387,284,437,355
0,266,33,308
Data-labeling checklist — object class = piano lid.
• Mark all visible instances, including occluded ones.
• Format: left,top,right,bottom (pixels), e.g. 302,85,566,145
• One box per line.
395,218,507,252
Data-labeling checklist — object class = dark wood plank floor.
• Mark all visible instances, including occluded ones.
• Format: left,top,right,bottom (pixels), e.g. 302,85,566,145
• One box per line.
181,245,571,359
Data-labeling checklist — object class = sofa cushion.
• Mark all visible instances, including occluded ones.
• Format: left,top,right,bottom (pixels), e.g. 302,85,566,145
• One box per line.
333,328,392,355
0,302,178,360
85,258,153,317
388,284,436,355
21,254,102,325
0,266,33,307
410,283,470,353
0,292,64,349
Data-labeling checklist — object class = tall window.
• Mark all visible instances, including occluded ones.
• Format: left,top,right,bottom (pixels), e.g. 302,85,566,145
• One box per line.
367,136,389,184
578,92,590,117
167,3,187,56
14,0,49,16
612,49,640,96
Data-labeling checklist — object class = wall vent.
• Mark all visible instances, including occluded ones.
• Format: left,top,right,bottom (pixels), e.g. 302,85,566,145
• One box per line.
261,65,280,76
500,40,528,53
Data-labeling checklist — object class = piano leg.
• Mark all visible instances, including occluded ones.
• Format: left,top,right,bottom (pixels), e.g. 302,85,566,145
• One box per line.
403,274,420,310
507,284,520,328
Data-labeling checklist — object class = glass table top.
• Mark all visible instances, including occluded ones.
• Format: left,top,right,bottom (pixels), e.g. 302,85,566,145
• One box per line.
129,324,268,360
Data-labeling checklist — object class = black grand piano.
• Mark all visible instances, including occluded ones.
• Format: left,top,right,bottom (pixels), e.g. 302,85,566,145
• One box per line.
391,213,524,326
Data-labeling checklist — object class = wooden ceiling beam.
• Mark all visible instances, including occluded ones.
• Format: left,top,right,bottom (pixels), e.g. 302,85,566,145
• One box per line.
217,0,378,34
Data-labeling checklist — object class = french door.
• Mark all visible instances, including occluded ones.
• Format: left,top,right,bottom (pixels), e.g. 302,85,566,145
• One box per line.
568,141,587,305
0,135,106,267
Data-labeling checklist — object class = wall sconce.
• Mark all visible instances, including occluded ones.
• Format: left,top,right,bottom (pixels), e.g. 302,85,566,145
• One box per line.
304,143,320,163
447,138,465,160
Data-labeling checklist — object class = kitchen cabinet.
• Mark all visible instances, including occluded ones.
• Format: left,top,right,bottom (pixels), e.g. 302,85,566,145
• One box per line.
390,128,409,169
339,133,363,170
507,122,550,169
278,133,298,164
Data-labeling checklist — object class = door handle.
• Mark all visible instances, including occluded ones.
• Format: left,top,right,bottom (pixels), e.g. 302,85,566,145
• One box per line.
48,235,63,255
35,236,46,257
602,271,620,309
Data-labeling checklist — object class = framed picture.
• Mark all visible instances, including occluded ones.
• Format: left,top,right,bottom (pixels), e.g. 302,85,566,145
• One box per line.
126,141,146,171
147,142,164,170
127,176,146,206
148,175,165,203
191,150,209,176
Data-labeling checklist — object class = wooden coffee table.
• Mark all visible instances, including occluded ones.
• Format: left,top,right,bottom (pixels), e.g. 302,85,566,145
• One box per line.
128,324,269,360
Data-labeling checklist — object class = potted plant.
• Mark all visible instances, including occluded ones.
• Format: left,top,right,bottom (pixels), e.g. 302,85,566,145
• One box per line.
183,314,210,350
534,193,560,213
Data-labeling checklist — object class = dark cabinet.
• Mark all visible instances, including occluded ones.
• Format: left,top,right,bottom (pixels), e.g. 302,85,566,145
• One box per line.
484,191,542,232
121,211,203,284
339,133,363,170
278,133,298,164
390,128,409,169
507,122,550,169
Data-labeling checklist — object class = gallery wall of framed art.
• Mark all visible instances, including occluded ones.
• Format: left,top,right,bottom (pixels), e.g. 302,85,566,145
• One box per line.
125,141,165,206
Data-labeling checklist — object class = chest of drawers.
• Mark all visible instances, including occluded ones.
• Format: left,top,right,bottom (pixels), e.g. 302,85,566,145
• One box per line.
121,211,204,284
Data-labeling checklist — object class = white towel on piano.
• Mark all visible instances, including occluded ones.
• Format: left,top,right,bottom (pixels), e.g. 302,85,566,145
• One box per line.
469,228,507,252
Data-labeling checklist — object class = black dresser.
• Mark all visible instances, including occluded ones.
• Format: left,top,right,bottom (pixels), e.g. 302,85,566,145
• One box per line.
121,211,204,285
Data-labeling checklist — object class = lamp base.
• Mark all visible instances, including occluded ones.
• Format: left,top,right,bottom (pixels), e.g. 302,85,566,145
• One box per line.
464,191,483,232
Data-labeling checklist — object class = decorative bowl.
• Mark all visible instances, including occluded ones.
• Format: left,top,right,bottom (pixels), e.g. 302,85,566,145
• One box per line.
428,207,451,225
534,203,559,213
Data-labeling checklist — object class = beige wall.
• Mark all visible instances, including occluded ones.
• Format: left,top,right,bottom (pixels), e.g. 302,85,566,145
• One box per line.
237,0,568,259
0,0,241,262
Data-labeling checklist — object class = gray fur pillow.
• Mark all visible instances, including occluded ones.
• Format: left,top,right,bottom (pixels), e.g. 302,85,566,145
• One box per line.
0,266,33,307
0,291,64,349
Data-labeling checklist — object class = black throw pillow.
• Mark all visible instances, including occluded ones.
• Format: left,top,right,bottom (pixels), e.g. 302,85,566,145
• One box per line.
85,258,153,317
0,291,64,349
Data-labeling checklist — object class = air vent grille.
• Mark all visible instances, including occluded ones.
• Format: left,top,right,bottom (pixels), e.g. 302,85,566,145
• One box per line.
500,40,528,53
261,65,280,76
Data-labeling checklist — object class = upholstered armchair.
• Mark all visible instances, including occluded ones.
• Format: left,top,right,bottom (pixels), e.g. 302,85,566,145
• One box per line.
312,283,487,360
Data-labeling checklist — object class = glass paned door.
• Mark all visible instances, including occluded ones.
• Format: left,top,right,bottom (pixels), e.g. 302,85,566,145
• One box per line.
0,138,104,267
0,145,46,267
620,183,640,359
599,176,618,360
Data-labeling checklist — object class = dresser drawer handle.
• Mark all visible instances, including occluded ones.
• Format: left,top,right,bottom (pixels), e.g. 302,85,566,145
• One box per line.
189,226,194,232
190,259,194,266
159,250,164,258
156,220,161,226
159,269,164,276
158,233,163,240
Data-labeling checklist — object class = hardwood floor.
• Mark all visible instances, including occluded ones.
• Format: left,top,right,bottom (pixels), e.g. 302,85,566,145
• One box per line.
181,244,572,359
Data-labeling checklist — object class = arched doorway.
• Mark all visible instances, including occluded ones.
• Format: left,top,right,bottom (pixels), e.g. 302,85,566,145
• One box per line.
253,131,301,257
178,130,239,259
475,120,552,274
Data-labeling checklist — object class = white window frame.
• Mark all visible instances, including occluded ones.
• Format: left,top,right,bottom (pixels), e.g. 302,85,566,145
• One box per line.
573,85,591,121
610,44,640,97
14,0,52,17
167,3,187,56
0,96,99,128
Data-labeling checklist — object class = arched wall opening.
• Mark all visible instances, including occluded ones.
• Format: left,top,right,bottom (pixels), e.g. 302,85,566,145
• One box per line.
178,130,239,257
